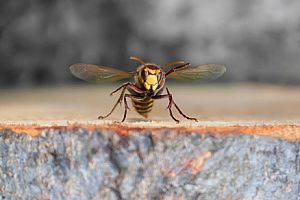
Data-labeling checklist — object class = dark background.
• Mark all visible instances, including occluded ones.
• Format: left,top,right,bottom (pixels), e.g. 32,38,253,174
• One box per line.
1,0,300,87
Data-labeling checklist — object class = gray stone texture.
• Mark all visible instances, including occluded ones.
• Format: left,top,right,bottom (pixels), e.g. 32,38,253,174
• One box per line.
0,128,299,199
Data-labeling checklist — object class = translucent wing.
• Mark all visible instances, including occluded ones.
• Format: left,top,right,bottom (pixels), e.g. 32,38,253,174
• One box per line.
167,64,226,81
70,63,134,83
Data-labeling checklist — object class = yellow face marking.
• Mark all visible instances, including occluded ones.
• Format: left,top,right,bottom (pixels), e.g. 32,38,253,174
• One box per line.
144,81,158,91
142,67,161,91
146,74,158,85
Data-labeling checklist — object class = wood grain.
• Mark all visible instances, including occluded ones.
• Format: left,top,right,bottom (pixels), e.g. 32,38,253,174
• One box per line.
0,83,299,140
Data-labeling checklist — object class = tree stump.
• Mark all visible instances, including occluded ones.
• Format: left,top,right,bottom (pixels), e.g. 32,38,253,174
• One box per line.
0,84,299,199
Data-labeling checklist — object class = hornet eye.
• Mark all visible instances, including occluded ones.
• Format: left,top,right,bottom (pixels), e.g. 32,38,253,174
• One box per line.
141,69,148,81
157,72,162,81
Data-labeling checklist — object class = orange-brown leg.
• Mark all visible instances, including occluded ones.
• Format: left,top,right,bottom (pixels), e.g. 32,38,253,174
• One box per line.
98,83,146,122
98,87,126,119
166,87,198,122
154,87,198,123
121,94,145,122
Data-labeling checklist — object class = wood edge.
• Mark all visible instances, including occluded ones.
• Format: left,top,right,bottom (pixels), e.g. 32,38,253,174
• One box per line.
0,122,299,140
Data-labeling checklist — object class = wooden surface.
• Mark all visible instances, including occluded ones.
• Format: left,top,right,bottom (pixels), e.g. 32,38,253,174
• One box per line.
1,83,300,199
0,83,300,140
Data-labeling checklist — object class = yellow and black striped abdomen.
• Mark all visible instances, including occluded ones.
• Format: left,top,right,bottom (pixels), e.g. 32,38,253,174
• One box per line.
131,97,154,118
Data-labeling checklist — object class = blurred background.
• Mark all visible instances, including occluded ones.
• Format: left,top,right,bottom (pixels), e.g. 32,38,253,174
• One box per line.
1,0,300,88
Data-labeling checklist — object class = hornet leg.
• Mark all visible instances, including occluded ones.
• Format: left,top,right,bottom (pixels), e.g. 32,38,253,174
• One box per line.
121,94,145,122
166,87,198,122
154,87,198,123
98,87,126,119
98,83,145,122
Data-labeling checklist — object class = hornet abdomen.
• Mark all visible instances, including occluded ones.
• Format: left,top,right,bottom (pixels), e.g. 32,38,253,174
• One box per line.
131,97,154,118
